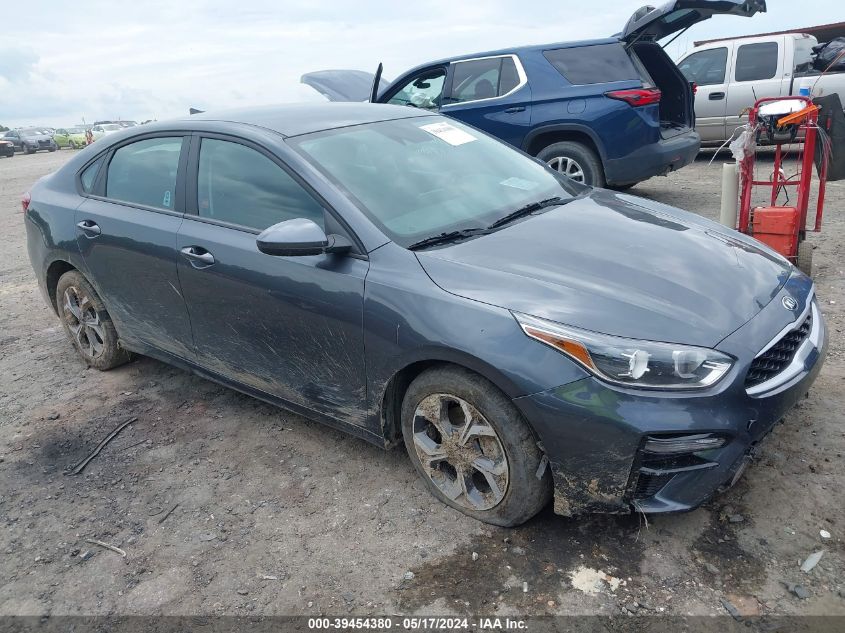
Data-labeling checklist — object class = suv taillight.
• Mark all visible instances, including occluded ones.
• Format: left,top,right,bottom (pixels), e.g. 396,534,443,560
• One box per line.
605,88,661,107
21,191,31,214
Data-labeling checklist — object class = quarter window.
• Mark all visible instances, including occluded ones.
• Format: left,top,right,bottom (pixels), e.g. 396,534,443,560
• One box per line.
80,155,105,193
735,42,778,82
678,47,729,86
386,69,446,110
447,56,521,104
106,137,182,209
197,138,324,231
544,43,640,85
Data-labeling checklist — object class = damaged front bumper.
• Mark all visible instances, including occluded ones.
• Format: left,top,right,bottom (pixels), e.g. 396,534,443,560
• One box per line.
513,276,826,517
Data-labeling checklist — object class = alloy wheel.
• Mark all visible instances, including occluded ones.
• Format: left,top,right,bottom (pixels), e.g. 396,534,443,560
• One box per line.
412,393,509,511
62,286,106,359
547,155,585,183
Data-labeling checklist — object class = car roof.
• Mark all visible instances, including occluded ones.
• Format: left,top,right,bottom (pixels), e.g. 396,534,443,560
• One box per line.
182,102,432,137
399,37,620,71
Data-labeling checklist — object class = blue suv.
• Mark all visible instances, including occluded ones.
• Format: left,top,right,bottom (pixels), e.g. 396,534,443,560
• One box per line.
303,0,765,188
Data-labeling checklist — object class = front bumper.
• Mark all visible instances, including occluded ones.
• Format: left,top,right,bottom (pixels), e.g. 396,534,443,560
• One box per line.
514,273,826,516
604,129,700,186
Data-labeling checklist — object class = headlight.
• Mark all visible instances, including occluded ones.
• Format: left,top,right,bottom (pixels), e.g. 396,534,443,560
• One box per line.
514,313,733,390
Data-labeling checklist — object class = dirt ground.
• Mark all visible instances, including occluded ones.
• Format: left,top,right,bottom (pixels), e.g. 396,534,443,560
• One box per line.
1,147,844,620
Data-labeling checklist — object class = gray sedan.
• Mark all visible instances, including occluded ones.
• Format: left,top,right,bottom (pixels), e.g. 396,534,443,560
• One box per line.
24,103,825,526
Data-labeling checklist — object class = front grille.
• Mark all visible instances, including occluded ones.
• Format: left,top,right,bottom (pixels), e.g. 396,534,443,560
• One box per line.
745,312,812,388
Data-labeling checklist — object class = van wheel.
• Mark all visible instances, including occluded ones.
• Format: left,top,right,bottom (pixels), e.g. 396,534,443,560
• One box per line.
56,271,132,370
401,366,551,526
537,141,604,187
797,241,813,276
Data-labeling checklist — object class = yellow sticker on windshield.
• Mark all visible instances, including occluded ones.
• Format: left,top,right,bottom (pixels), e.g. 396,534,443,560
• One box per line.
419,122,477,146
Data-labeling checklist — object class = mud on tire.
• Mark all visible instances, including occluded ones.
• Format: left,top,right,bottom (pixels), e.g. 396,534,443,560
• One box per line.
401,365,552,526
56,270,132,370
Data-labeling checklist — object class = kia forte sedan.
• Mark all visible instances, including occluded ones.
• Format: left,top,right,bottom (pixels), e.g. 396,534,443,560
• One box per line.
25,103,826,526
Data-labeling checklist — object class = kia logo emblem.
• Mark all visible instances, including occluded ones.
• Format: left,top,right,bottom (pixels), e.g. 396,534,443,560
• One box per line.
782,296,798,310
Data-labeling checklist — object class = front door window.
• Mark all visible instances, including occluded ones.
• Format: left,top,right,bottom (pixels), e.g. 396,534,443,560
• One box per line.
386,69,446,110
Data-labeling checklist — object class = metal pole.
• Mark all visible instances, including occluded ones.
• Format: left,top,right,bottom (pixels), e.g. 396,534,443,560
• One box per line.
720,162,739,229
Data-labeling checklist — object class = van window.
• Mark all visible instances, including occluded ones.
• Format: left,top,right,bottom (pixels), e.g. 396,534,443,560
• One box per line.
678,47,728,85
543,43,639,85
447,56,521,104
735,42,778,82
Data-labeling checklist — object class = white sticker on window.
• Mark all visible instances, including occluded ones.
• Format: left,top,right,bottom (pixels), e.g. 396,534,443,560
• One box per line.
500,177,538,191
163,190,172,207
419,122,477,146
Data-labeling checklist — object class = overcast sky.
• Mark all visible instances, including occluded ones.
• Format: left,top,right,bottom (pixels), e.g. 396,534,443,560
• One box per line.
1,1,841,127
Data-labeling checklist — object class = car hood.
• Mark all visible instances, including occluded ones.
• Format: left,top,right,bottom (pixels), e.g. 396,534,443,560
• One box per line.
22,134,51,140
415,189,791,347
300,69,391,102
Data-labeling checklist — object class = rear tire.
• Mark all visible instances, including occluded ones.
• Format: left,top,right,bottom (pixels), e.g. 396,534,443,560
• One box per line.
401,366,551,526
797,240,814,276
537,141,605,187
56,271,132,370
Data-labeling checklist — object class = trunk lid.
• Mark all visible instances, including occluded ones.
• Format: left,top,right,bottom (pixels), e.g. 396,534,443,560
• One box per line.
619,0,766,43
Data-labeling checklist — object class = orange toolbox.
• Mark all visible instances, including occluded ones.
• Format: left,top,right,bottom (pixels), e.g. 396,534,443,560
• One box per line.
751,206,799,258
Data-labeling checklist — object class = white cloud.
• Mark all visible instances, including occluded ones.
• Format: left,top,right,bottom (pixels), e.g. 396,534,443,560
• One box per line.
0,0,838,127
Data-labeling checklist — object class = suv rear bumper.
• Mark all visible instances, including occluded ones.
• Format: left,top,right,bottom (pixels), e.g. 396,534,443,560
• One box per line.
604,128,700,186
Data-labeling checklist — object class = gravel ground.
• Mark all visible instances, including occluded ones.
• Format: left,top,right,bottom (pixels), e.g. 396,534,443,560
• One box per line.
1,147,844,618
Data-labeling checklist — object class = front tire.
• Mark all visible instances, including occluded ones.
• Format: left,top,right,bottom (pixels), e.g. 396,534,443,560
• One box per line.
537,141,604,187
56,271,132,370
401,366,551,526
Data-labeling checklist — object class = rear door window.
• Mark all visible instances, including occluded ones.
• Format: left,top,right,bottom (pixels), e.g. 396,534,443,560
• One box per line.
446,56,521,104
105,137,182,210
678,47,729,85
735,42,778,81
543,43,639,85
196,138,325,231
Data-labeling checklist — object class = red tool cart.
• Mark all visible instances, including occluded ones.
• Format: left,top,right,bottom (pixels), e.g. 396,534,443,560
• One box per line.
737,96,830,275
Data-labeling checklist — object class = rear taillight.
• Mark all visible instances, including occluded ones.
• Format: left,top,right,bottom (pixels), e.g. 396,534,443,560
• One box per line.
605,87,661,107
691,82,698,96
21,191,31,214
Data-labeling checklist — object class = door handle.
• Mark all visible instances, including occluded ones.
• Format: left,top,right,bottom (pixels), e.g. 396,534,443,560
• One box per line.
76,220,101,237
709,92,725,100
180,246,215,266
504,106,526,113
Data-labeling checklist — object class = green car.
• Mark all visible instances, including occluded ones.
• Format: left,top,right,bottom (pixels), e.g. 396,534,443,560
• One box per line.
53,127,87,149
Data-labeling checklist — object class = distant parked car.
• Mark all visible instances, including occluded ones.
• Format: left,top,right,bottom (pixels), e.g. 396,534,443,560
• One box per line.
304,0,765,188
118,121,138,128
6,128,58,154
0,137,14,158
677,32,845,144
90,123,122,140
54,127,88,149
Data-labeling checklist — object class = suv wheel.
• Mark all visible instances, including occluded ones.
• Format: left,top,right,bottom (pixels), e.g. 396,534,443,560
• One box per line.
56,270,132,370
537,141,604,187
401,366,551,526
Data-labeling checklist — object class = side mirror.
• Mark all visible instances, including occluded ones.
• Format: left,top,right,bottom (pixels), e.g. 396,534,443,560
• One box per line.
256,218,352,257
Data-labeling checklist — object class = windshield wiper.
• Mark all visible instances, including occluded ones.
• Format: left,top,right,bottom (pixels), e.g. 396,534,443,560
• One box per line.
407,227,489,250
486,196,570,230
